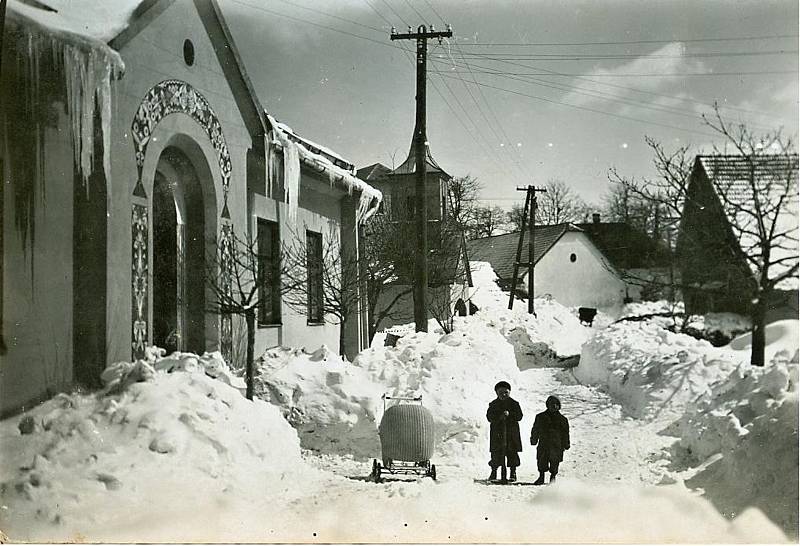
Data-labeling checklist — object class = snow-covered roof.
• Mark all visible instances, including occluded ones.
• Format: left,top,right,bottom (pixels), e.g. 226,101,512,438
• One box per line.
698,154,799,289
7,0,143,43
266,114,382,224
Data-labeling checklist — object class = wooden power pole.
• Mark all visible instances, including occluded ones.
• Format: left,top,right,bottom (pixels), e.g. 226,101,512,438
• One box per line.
390,24,452,333
508,185,547,315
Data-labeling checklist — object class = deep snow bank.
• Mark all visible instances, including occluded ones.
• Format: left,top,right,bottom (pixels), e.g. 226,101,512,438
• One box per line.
0,350,303,542
576,321,740,420
254,345,383,459
354,319,519,461
667,356,799,538
576,319,799,538
254,317,520,463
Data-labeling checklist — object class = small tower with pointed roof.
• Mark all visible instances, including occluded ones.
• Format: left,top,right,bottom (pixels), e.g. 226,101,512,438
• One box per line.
357,120,452,223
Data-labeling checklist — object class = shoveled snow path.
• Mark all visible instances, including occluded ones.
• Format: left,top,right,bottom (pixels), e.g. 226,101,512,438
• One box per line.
288,365,675,541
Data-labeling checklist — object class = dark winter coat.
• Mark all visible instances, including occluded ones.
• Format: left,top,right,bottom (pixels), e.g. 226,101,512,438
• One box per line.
530,409,570,462
487,398,523,453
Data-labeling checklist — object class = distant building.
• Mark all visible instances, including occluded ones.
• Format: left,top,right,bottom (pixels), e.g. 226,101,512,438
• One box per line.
1,0,381,416
357,126,473,332
676,154,798,321
467,216,670,310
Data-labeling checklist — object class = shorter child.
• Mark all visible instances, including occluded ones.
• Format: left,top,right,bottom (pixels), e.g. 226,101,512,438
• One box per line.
530,395,570,485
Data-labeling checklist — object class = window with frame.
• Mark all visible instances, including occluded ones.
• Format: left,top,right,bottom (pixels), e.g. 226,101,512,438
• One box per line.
257,219,281,325
306,230,324,323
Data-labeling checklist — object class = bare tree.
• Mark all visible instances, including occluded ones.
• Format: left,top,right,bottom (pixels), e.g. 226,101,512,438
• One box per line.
605,137,694,310
469,205,507,238
701,106,798,366
535,179,587,225
281,226,362,358
507,203,525,232
607,136,694,242
360,214,414,341
446,174,482,229
205,227,288,400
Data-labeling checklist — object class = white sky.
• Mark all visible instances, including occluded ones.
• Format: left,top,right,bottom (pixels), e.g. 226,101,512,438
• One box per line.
221,0,799,208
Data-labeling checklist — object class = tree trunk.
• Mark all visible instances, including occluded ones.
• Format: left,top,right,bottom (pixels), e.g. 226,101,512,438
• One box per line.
339,317,347,358
750,295,767,367
245,309,255,400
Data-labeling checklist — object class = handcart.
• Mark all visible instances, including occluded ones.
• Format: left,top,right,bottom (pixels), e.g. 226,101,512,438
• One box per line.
370,394,437,482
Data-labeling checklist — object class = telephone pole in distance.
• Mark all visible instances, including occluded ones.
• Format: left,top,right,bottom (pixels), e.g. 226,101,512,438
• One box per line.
390,24,452,332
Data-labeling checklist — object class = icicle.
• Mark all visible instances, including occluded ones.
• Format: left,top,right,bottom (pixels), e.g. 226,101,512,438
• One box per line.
97,60,113,206
268,115,301,224
283,135,300,224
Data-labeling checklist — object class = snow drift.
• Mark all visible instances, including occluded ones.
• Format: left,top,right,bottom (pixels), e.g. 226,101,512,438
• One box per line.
0,349,304,542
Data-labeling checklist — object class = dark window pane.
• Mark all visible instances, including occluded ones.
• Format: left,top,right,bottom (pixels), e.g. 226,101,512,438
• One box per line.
258,219,280,325
306,231,323,322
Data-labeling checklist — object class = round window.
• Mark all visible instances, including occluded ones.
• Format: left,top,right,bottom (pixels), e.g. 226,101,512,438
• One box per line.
569,253,577,263
183,39,195,66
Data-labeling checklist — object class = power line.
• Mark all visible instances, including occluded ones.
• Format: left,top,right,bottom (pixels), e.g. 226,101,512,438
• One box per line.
432,69,799,78
456,33,799,47
456,49,798,61
362,0,515,184
434,72,719,138
431,53,785,121
400,0,431,26
440,41,530,182
272,0,386,34
428,56,778,130
229,0,406,52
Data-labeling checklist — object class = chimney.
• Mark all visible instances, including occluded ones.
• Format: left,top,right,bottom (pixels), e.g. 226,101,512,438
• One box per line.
592,212,601,224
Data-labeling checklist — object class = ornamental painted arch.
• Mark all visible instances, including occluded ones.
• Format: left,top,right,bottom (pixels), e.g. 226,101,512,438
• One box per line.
129,79,234,359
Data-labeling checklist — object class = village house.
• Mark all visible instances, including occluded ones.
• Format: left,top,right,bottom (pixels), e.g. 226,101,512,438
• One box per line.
1,0,381,416
357,133,473,332
677,154,799,322
467,215,671,311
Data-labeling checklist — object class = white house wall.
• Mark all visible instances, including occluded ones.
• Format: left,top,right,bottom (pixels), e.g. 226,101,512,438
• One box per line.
524,231,627,309
250,171,344,358
108,0,256,362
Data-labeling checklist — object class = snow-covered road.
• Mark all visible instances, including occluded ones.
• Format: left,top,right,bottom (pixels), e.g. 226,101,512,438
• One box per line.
273,365,688,543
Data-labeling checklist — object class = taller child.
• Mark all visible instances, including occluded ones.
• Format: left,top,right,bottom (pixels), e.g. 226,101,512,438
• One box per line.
486,381,523,483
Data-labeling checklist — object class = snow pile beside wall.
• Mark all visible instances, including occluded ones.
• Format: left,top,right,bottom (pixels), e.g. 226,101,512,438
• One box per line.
575,321,742,420
469,261,590,366
353,320,520,462
253,346,384,459
0,357,303,542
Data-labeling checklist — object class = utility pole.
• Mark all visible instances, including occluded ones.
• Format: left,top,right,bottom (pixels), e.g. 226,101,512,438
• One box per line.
508,185,547,315
390,24,452,333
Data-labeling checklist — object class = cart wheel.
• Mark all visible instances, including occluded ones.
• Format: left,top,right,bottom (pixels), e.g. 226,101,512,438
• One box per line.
429,464,437,481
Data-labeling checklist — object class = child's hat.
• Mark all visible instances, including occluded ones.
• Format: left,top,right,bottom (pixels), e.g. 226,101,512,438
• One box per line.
494,381,511,391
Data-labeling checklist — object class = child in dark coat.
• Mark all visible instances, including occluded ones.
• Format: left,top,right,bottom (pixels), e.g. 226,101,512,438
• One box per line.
486,381,523,483
530,395,570,485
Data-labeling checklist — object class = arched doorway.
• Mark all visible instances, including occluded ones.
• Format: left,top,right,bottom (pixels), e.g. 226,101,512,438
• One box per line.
152,146,208,354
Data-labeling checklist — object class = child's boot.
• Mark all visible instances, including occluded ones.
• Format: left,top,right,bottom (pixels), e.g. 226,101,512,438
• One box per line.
549,472,557,483
500,466,508,484
533,472,545,485
488,468,497,481
509,467,517,482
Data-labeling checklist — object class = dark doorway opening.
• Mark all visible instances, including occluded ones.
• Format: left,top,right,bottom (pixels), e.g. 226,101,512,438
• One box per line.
152,171,178,353
152,147,207,354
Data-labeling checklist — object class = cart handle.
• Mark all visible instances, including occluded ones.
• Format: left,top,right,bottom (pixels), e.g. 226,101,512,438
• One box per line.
382,394,423,402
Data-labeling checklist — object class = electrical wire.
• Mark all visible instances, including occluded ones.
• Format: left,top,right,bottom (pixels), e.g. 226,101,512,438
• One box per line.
456,33,799,47
432,53,786,121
